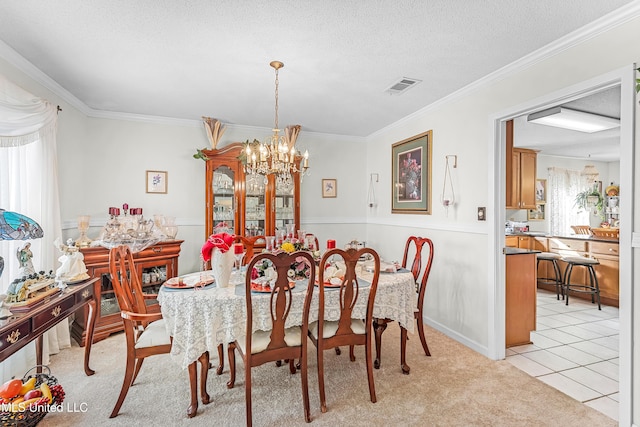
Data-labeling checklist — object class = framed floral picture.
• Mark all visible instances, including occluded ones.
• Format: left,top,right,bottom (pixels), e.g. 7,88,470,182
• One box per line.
146,170,167,194
391,130,432,214
322,179,337,198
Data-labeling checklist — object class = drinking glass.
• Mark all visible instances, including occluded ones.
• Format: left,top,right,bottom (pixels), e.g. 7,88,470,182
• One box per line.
286,223,295,239
232,243,246,285
265,236,276,251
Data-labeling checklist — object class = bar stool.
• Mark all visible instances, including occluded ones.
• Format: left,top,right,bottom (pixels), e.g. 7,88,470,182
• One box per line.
561,256,601,310
536,252,563,300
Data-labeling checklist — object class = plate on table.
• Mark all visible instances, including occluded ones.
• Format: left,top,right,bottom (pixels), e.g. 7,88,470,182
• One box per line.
314,277,344,288
250,280,296,293
363,262,398,273
164,274,214,289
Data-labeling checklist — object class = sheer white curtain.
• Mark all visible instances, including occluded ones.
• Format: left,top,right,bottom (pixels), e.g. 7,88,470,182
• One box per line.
0,74,67,382
547,167,589,236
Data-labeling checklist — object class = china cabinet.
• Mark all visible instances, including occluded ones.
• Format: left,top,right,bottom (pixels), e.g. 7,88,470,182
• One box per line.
72,240,182,346
202,143,300,238
506,120,537,209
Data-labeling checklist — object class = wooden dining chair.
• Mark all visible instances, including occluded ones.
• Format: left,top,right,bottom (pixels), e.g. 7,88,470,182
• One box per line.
108,245,174,418
237,235,266,265
373,236,434,370
226,251,316,426
309,247,380,413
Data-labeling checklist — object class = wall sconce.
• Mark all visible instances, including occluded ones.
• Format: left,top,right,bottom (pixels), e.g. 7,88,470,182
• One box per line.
440,155,457,216
368,173,379,208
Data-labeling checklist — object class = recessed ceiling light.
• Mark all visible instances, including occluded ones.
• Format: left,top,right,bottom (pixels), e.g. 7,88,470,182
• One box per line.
527,107,619,133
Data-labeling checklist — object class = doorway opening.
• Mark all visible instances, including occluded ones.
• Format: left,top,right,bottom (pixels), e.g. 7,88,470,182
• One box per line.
488,66,635,425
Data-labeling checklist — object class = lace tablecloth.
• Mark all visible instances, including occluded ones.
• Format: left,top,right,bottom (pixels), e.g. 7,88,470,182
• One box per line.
158,270,417,370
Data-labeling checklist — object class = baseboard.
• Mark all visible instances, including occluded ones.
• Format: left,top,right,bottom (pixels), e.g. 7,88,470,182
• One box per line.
423,316,490,359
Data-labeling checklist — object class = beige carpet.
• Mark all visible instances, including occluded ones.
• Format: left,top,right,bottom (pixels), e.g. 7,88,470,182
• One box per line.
37,324,615,427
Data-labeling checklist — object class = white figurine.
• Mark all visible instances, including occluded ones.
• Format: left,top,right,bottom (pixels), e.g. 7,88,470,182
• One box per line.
17,242,35,277
54,238,89,283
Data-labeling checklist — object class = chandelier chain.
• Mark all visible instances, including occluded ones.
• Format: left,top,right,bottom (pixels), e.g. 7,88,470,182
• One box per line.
274,66,279,131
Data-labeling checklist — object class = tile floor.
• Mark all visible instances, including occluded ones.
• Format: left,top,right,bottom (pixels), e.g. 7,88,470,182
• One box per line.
506,289,619,421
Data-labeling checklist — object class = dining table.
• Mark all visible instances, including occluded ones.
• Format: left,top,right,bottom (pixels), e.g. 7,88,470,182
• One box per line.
158,263,417,417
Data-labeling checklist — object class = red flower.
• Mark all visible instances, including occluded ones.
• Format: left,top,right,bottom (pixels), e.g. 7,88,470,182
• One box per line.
201,232,236,261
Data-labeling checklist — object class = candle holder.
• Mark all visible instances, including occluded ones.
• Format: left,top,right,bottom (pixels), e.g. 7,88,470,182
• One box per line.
75,215,92,248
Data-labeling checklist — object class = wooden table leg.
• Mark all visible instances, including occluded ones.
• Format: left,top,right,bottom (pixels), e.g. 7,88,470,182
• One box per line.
35,335,43,373
216,343,224,375
373,318,388,369
83,299,96,376
187,361,198,418
199,352,210,404
400,326,410,375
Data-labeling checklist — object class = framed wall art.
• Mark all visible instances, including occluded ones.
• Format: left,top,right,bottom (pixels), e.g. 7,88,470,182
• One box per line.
527,203,545,221
535,179,546,203
146,170,167,194
391,130,432,214
322,179,337,198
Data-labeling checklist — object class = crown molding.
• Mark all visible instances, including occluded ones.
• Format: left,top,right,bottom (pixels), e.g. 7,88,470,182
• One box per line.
0,40,93,115
368,1,640,140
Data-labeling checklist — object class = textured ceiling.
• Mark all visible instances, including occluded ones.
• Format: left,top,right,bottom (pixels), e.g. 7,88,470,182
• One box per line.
0,0,635,145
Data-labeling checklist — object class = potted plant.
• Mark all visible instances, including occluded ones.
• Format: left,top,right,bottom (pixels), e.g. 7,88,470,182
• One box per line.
574,186,604,218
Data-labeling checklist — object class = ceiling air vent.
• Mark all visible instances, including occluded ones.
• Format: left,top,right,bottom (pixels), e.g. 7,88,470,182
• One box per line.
386,77,421,95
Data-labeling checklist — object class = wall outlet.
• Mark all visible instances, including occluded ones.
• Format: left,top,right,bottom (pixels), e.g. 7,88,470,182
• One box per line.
477,207,486,221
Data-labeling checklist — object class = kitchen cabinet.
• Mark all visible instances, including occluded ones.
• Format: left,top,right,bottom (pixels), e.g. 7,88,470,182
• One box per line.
505,120,537,209
72,240,182,346
202,143,300,238
505,235,533,249
505,236,518,248
589,241,619,307
505,250,537,347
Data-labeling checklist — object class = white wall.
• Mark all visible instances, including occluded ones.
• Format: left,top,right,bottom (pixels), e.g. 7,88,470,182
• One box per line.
1,11,639,424
364,13,639,424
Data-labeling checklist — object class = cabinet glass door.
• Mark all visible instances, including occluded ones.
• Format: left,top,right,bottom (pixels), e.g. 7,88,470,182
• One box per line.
274,179,295,231
212,166,235,231
245,173,267,236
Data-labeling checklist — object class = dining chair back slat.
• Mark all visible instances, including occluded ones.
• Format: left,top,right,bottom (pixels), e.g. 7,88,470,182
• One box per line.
237,235,266,265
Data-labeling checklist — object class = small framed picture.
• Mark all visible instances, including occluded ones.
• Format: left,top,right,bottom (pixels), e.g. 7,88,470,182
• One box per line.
146,170,167,194
527,204,545,221
535,179,546,203
322,179,337,198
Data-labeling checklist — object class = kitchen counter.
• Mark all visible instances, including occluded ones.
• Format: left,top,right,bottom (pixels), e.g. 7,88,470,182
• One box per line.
506,232,618,243
504,247,540,255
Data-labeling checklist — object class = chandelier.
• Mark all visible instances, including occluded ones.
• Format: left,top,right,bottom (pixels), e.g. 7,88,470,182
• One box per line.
243,61,309,188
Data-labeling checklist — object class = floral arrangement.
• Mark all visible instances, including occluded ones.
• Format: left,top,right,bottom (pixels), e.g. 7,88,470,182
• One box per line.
400,152,421,200
252,242,311,280
201,232,235,262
